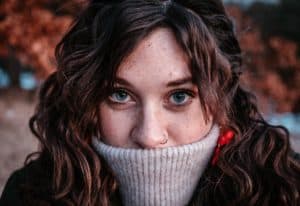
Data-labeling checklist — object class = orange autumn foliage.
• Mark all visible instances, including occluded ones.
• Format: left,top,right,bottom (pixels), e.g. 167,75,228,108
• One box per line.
0,0,80,77
0,1,299,113
227,5,300,113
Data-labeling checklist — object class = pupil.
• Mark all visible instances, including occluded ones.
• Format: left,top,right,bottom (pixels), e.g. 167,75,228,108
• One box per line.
173,93,185,103
117,91,127,100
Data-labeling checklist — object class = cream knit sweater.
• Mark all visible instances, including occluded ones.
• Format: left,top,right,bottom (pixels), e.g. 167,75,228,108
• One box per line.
92,125,219,206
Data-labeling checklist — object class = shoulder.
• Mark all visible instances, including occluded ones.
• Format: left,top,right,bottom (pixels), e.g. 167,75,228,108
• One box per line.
0,166,25,206
0,158,54,206
0,160,40,206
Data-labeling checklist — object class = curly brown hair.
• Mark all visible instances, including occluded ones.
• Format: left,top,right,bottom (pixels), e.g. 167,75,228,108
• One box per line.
25,0,300,205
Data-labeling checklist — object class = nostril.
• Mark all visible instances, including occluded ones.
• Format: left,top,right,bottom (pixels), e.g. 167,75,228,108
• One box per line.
131,128,169,149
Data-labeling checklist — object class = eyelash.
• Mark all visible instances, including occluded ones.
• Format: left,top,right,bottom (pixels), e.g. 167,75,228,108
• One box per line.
107,87,195,107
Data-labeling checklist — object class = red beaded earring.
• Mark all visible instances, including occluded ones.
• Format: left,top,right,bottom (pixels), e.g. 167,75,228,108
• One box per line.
211,129,235,165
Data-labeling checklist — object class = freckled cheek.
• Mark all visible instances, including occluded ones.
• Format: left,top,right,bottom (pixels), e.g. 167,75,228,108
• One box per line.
167,105,212,144
98,105,136,146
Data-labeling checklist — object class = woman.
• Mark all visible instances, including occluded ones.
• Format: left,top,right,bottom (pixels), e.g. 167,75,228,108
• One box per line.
1,0,300,205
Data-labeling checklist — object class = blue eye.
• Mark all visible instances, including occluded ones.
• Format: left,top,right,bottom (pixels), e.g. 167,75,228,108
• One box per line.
110,90,130,103
170,91,190,105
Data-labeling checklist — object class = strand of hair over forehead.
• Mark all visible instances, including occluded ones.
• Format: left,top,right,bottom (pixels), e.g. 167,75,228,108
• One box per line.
89,0,174,5
88,0,181,14
161,0,172,12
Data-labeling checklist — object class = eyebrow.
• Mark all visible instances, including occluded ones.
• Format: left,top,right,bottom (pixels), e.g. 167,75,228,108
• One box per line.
166,77,193,87
114,77,133,87
113,76,193,87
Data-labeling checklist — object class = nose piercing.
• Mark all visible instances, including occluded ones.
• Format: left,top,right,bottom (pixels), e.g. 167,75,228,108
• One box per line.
161,137,168,144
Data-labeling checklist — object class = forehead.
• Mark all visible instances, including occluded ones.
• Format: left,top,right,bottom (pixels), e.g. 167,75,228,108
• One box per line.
116,28,191,86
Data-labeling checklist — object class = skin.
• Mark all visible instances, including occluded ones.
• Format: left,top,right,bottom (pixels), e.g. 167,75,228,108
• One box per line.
98,28,213,149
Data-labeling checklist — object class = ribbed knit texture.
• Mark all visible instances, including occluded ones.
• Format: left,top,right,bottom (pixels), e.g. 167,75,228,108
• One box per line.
92,125,219,206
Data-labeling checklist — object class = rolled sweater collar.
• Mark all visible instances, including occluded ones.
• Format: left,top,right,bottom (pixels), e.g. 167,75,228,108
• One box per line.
92,124,219,206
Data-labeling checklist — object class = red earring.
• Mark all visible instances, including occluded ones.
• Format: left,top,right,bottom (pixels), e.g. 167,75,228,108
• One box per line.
211,129,235,166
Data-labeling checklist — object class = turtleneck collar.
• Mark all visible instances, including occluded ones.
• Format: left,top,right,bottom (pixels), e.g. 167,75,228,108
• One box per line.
92,124,219,206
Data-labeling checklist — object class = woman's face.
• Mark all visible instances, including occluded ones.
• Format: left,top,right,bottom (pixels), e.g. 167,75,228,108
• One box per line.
98,28,213,149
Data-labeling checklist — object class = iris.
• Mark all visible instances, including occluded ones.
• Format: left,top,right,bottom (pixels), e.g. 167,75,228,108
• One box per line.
170,92,189,105
111,90,129,102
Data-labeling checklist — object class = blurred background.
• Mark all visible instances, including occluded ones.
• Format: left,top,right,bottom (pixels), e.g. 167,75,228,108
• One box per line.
0,0,299,194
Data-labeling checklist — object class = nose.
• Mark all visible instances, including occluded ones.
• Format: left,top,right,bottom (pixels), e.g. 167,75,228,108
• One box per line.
131,104,168,149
